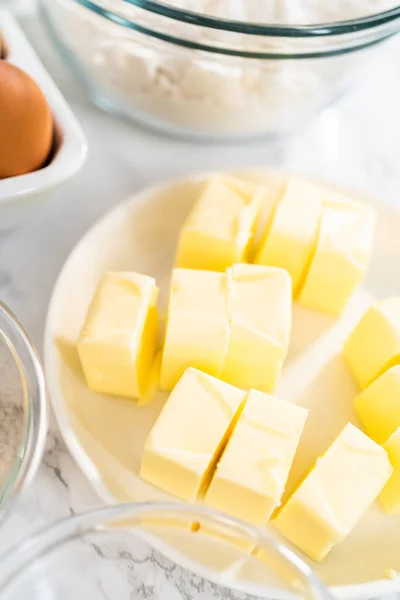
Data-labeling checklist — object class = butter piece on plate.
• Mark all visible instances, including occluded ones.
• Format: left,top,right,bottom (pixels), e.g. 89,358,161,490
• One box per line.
255,179,323,294
273,423,393,562
160,268,230,391
176,175,265,272
297,194,376,315
343,297,400,390
380,427,400,514
77,271,159,400
204,389,308,524
221,264,292,392
354,365,400,444
140,368,247,502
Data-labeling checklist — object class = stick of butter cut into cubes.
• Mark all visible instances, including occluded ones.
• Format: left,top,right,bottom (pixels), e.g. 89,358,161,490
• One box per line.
140,368,247,502
343,298,400,390
77,271,159,401
380,428,400,514
354,365,400,444
221,264,292,392
273,423,393,562
204,389,308,524
297,194,376,316
255,178,324,294
176,175,265,271
176,173,376,314
160,268,230,391
160,264,292,392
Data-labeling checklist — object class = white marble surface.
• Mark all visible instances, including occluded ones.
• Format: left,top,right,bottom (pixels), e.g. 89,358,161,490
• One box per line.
1,2,400,596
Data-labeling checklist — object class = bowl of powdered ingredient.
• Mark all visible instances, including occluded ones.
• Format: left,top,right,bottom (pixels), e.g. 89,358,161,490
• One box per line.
0,302,47,522
40,0,400,140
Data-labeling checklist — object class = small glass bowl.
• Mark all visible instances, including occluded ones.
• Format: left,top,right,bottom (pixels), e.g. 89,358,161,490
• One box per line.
0,502,332,599
0,301,47,522
39,0,400,140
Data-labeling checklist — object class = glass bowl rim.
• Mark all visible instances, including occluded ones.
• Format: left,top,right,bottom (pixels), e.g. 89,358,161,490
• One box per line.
0,301,48,522
76,0,400,38
0,501,333,599
61,0,400,60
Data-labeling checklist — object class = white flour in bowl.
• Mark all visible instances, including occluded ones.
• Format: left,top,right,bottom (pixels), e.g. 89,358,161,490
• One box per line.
46,0,399,137
164,0,399,23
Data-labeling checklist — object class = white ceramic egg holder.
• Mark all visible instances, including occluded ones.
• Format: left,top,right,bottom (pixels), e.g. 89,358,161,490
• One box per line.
0,10,86,231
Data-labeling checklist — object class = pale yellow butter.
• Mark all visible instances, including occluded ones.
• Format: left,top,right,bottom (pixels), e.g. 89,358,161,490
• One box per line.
197,525,255,553
77,271,159,400
221,264,292,392
273,423,392,562
160,269,230,391
380,427,400,515
204,390,308,524
354,365,400,444
297,194,376,315
176,175,265,272
255,179,323,294
140,368,247,502
343,297,400,389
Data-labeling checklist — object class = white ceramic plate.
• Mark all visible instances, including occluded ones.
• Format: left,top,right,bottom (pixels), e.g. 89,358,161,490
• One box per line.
44,169,400,599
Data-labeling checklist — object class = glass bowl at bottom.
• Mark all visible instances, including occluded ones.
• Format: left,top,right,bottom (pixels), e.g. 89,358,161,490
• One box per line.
0,502,332,600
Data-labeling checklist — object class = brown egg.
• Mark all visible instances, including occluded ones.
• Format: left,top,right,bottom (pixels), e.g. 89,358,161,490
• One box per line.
0,61,53,179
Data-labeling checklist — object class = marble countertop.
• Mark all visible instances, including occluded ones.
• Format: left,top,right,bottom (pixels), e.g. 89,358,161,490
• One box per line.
1,2,400,597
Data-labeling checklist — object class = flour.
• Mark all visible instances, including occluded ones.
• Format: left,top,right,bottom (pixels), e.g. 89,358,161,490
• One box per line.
160,0,398,23
0,343,25,489
46,0,398,137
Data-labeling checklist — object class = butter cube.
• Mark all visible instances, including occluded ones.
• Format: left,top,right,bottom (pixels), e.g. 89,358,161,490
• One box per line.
176,176,265,272
204,390,308,524
354,366,400,444
380,428,400,514
140,368,247,502
255,179,323,294
77,271,159,400
298,194,376,315
221,264,292,392
343,298,400,389
273,423,392,562
160,269,230,391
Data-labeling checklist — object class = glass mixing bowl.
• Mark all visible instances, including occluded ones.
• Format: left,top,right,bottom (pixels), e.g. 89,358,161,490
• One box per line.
0,301,47,522
40,0,400,140
0,502,332,599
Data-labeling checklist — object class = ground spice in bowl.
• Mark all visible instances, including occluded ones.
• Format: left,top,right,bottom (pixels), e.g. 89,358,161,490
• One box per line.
0,341,26,498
